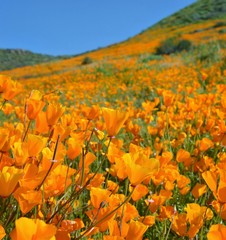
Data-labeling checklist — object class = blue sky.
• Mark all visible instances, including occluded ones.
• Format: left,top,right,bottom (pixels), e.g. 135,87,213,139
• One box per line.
0,0,196,56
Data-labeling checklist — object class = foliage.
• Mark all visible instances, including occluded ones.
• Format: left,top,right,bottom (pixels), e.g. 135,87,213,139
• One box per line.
138,54,163,63
155,38,192,55
81,56,93,65
0,49,71,71
194,40,223,65
154,0,226,27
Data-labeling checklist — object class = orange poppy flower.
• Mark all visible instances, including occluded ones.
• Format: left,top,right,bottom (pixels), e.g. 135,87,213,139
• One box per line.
162,90,175,107
83,105,100,120
102,107,129,137
107,219,129,238
44,165,76,198
221,91,226,109
177,175,191,195
191,183,207,199
196,138,214,152
0,127,10,152
202,170,218,194
109,156,128,180
184,203,213,238
12,141,29,167
158,206,175,221
203,169,226,202
2,102,14,115
35,111,49,134
217,170,226,203
51,124,71,142
26,98,45,120
46,103,65,127
27,134,47,157
86,206,115,232
10,217,57,240
207,224,226,240
67,136,83,160
131,184,149,201
172,213,187,237
212,201,226,220
176,149,193,167
119,202,139,223
212,120,226,147
146,190,172,213
90,187,111,209
139,215,155,227
0,75,10,93
13,187,42,214
55,229,70,240
158,151,173,167
124,153,159,186
61,219,84,232
0,225,5,240
40,147,62,171
19,163,46,190
125,220,148,240
107,142,124,164
0,154,14,171
0,166,23,197
2,79,22,101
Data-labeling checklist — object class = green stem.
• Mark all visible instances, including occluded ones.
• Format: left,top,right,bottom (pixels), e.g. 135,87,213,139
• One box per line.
142,202,151,223
46,136,111,224
36,135,60,191
80,127,94,187
22,120,32,142
0,99,7,111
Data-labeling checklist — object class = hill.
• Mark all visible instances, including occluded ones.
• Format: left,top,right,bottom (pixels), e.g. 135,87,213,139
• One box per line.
0,0,226,80
0,48,72,71
155,0,226,27
1,0,226,72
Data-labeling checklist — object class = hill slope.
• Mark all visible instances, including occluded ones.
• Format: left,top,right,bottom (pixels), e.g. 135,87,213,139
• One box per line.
1,0,226,76
155,0,226,27
0,48,72,71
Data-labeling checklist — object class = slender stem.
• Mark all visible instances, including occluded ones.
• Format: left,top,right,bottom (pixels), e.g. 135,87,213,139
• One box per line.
22,120,32,142
80,136,112,189
0,152,4,163
36,135,60,191
80,148,85,187
165,216,174,240
0,99,7,110
46,136,111,224
4,203,18,228
142,202,151,223
64,159,70,191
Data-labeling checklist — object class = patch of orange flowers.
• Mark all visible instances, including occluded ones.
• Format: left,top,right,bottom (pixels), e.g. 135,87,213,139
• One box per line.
0,26,225,239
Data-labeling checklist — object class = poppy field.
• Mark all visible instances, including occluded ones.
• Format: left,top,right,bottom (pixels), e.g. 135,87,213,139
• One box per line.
0,18,226,239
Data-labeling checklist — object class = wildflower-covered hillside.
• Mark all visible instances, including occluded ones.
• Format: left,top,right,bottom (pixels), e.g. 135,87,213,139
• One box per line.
0,0,226,239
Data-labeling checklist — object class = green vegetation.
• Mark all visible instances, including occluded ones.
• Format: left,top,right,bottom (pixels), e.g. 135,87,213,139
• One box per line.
81,56,93,65
0,49,71,71
138,54,163,63
155,38,193,55
154,0,226,27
